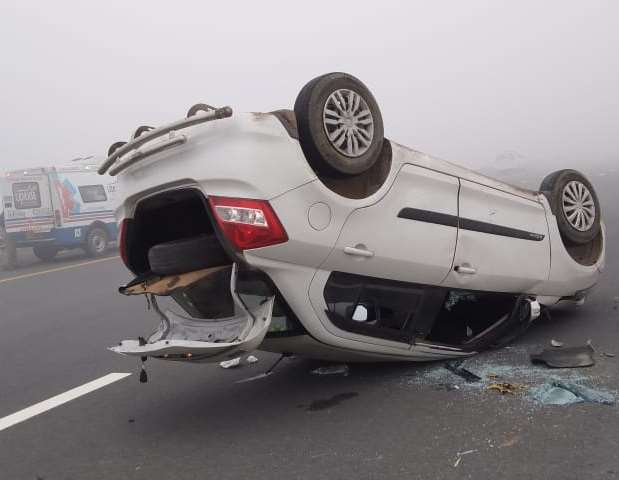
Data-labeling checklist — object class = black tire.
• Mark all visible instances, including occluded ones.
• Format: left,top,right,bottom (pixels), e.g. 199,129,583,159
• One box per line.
148,234,230,275
294,72,384,177
85,227,108,257
33,245,59,262
540,169,601,245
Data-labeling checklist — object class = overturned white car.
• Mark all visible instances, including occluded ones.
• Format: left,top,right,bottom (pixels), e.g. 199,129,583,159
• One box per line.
100,73,605,364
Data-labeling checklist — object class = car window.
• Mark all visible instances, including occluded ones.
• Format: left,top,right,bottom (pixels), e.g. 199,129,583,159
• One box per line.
12,182,41,209
324,271,430,343
78,184,107,203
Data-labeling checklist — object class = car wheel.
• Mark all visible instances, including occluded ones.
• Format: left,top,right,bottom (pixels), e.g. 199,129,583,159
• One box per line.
33,245,59,261
85,227,109,257
294,72,385,177
148,234,230,275
540,169,601,245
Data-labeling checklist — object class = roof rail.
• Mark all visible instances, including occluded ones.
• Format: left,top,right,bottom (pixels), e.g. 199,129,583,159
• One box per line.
98,106,233,175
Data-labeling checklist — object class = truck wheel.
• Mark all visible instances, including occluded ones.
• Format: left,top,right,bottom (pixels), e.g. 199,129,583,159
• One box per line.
85,227,108,257
540,169,601,245
148,234,230,275
294,72,385,177
33,245,59,262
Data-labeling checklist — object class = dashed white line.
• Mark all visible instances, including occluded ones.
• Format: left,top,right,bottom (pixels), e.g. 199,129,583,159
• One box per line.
0,372,131,432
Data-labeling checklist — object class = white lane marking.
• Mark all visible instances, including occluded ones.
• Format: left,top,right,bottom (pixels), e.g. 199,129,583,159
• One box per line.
0,256,120,285
0,372,131,432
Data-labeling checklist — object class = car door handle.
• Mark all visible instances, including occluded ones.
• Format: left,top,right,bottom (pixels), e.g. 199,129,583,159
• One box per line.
454,265,477,275
344,246,374,258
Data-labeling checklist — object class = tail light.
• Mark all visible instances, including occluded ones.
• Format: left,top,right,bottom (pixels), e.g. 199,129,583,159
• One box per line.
208,196,288,251
118,218,130,266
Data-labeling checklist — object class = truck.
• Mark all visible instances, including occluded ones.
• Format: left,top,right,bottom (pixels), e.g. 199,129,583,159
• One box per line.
0,162,119,268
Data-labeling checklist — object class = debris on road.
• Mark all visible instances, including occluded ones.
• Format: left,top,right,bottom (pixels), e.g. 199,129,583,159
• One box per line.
531,381,615,406
311,364,349,376
487,382,527,395
246,355,259,364
602,352,616,358
587,339,596,351
550,339,564,347
236,353,290,383
444,361,482,383
453,449,478,467
433,383,460,391
235,372,272,383
220,357,242,369
530,344,595,368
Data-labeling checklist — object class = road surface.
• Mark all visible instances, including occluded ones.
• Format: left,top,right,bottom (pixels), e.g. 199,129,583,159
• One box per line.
1,171,618,479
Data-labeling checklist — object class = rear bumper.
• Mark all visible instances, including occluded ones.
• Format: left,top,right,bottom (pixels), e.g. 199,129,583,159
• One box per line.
112,296,275,363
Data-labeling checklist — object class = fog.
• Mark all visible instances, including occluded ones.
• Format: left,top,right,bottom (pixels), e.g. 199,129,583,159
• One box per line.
0,0,617,173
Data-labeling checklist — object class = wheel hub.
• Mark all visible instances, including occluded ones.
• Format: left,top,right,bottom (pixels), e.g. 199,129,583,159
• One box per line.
562,180,596,232
323,89,374,158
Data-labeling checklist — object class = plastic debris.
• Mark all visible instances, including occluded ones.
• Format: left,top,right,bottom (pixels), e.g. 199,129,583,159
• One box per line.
236,353,288,383
453,449,478,467
603,352,616,358
531,381,615,406
445,361,481,383
235,372,272,383
487,382,527,395
530,344,595,368
219,357,242,369
311,364,349,376
433,383,460,392
550,339,564,347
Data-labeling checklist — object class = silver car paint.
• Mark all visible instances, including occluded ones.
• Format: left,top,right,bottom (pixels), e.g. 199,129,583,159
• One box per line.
110,111,604,362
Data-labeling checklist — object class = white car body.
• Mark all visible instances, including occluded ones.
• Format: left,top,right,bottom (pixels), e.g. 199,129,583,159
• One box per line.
104,109,605,363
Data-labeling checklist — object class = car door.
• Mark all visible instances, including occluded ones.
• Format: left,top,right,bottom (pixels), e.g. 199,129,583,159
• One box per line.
443,179,550,293
322,163,460,286
308,164,459,347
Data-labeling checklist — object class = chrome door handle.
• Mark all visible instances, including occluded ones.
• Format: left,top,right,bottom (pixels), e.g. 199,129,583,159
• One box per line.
454,265,477,275
344,246,374,258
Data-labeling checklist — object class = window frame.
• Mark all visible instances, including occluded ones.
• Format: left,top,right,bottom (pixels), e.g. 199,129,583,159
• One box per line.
323,271,446,344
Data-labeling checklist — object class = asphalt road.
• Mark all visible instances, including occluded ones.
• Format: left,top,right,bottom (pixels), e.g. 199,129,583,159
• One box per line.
1,170,618,480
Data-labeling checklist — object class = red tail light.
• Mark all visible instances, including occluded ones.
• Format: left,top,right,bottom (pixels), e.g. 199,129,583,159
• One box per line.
208,196,288,251
118,218,130,266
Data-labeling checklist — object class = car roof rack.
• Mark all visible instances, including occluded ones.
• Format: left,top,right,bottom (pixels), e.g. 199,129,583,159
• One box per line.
98,105,233,176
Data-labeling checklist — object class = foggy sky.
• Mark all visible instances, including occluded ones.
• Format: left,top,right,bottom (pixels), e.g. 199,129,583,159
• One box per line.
1,1,617,172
